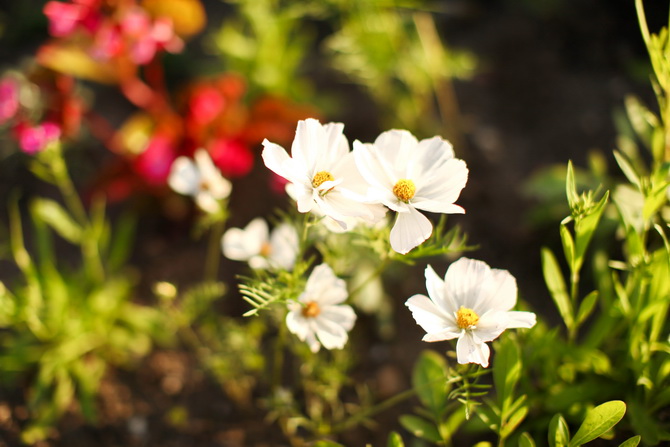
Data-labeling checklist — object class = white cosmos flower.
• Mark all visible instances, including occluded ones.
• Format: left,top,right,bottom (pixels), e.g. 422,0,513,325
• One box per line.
353,130,468,254
405,258,536,368
262,118,386,230
221,218,299,270
286,263,357,353
168,149,231,213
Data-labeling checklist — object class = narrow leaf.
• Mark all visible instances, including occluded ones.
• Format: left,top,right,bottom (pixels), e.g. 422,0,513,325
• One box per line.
541,248,574,329
618,435,641,447
30,198,83,244
576,291,598,325
399,415,441,442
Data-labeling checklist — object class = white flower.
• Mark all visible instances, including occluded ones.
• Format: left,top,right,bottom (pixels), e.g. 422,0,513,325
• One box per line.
353,130,468,254
168,149,231,213
286,263,357,353
262,118,386,229
405,258,536,367
222,218,299,270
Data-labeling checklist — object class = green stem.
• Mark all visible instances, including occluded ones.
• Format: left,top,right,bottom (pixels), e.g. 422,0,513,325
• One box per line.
330,387,416,434
49,147,88,227
204,220,225,282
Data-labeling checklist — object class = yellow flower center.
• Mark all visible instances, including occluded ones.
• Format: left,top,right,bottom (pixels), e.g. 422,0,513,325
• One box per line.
456,307,479,329
259,241,272,257
302,301,321,318
393,179,416,202
312,171,335,188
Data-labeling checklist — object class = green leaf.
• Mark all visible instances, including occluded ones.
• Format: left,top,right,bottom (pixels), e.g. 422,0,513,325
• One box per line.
613,150,641,190
30,198,83,244
618,435,641,447
548,414,570,447
560,224,576,271
386,431,405,447
493,335,521,416
566,160,578,209
541,248,574,329
500,404,528,439
519,432,536,447
568,400,626,447
399,414,441,442
576,291,598,325
412,350,448,415
574,191,609,270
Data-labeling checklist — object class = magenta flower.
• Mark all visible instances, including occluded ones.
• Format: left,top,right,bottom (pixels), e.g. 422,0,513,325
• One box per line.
0,77,19,125
17,122,61,154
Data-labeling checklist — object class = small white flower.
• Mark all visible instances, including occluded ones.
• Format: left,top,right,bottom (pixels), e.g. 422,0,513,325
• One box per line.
405,258,536,367
262,118,386,229
353,130,468,254
286,263,357,353
168,149,231,213
222,218,299,270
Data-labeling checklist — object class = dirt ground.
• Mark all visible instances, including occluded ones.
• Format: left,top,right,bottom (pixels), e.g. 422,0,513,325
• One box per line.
0,0,663,445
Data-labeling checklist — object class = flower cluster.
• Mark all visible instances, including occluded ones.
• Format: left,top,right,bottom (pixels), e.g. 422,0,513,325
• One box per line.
0,71,84,155
262,118,469,254
42,0,187,66
218,118,535,362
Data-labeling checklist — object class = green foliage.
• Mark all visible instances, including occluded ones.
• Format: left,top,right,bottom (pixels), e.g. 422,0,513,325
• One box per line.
0,147,169,443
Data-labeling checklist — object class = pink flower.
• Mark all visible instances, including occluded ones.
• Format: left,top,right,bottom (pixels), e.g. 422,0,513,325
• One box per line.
43,0,101,37
16,122,61,154
0,78,19,125
209,138,253,178
133,134,177,185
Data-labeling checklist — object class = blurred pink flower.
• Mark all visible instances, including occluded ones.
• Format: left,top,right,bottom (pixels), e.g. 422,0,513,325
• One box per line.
16,122,61,154
133,134,177,185
209,138,253,178
43,0,101,37
0,77,19,125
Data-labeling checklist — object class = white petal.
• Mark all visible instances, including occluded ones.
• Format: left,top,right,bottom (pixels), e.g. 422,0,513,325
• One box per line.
425,265,459,316
405,294,457,336
445,258,491,311
286,310,309,341
262,140,306,185
423,328,463,342
221,219,268,261
303,264,348,305
474,310,510,342
389,207,433,254
456,331,491,367
168,157,199,196
314,315,350,350
320,304,357,331
485,268,518,311
269,223,299,270
505,311,536,329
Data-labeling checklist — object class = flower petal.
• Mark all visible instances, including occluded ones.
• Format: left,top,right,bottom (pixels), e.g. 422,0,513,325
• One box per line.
389,207,432,254
405,294,455,335
168,157,198,195
456,331,491,367
505,311,536,329
445,258,491,311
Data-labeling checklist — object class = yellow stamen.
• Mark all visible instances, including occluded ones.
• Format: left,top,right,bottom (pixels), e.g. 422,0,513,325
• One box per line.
312,171,335,188
456,307,479,329
259,241,272,257
393,179,416,202
302,301,321,318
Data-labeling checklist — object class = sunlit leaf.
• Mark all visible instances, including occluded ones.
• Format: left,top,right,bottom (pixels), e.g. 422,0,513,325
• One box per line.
568,400,626,447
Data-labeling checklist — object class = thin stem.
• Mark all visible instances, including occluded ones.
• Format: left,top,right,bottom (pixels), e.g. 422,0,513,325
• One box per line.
330,387,416,434
204,219,225,282
50,147,88,227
